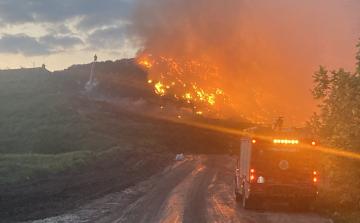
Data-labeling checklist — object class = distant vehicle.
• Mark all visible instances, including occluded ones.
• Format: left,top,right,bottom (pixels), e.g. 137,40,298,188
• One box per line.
235,117,318,210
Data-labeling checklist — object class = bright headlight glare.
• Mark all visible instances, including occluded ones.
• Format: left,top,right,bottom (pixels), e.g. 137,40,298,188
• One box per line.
273,139,299,144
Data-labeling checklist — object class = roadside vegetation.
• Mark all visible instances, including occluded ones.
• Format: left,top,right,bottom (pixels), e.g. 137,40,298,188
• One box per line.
309,39,360,223
0,151,92,183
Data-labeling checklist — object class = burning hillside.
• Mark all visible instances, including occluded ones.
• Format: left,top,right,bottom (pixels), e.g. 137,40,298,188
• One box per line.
138,55,234,118
136,54,290,124
128,0,360,125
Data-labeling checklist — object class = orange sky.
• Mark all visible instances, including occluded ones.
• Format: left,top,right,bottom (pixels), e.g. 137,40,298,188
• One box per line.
129,0,360,125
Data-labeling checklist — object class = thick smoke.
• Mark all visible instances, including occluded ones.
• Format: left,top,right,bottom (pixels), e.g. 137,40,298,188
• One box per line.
128,0,360,124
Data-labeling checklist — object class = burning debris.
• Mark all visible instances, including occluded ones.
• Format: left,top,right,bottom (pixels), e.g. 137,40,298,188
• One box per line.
138,55,234,118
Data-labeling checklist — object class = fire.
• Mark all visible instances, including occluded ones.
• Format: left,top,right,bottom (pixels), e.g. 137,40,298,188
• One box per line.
154,81,165,96
208,94,215,105
138,55,234,116
139,59,153,68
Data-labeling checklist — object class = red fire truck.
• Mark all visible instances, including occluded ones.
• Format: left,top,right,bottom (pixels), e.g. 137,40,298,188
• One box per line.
235,118,318,210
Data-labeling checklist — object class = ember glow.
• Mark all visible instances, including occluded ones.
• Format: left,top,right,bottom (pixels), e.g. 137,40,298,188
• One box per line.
138,55,236,117
154,81,165,96
139,60,153,68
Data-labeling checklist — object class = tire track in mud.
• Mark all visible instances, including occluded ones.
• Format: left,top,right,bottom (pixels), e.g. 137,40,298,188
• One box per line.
107,156,202,223
182,156,220,223
153,162,206,223
30,155,331,223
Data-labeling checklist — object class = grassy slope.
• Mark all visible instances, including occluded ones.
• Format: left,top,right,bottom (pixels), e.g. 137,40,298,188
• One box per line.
0,151,92,183
0,66,247,183
0,68,94,182
0,68,89,154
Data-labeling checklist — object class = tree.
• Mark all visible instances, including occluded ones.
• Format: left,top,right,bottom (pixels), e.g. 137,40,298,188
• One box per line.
357,40,360,74
308,39,360,212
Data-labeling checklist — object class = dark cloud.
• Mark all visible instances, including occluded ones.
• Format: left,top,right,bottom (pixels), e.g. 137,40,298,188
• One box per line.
0,0,133,30
0,33,51,56
57,25,71,34
0,33,85,56
47,24,73,35
39,35,84,48
0,0,134,58
87,26,126,49
76,13,125,31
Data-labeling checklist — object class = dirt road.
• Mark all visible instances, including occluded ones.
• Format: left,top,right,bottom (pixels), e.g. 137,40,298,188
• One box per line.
31,155,330,223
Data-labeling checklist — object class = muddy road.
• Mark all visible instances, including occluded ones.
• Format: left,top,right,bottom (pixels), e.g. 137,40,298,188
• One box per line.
31,155,329,223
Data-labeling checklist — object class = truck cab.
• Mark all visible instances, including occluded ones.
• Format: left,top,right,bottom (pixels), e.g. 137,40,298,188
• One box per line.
235,119,318,210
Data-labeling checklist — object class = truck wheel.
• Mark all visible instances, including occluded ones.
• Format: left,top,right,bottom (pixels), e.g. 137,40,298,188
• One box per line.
242,187,254,209
242,187,262,210
289,200,311,212
235,191,242,201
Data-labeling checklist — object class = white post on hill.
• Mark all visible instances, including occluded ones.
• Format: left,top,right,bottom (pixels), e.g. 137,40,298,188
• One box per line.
85,54,99,92
90,54,97,82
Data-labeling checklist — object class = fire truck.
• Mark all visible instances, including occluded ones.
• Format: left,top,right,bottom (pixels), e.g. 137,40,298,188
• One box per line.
235,117,318,210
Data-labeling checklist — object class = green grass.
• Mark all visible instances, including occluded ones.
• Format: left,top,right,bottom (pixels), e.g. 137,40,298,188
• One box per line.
0,151,92,183
0,69,122,154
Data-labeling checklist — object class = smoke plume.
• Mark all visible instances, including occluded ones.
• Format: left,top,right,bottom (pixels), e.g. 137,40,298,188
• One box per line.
128,0,360,124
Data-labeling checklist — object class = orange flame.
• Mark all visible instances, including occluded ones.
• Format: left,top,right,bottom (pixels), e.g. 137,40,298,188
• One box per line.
139,55,235,116
139,60,153,68
154,81,165,96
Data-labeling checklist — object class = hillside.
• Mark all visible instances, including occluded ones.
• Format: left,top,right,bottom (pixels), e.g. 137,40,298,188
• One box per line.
0,61,250,184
